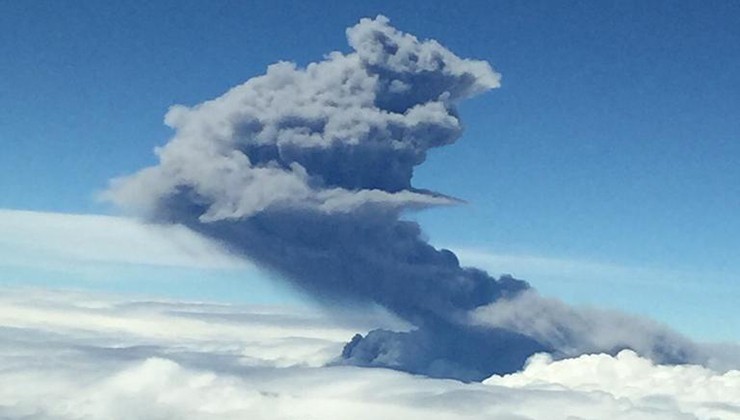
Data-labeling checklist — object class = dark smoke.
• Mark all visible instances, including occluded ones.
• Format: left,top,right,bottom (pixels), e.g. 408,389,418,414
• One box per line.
106,16,712,381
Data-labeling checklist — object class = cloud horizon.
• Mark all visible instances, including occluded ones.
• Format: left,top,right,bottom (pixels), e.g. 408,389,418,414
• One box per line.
0,287,737,420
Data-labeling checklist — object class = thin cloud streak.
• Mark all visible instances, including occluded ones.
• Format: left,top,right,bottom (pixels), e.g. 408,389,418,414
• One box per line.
0,209,251,270
457,248,681,286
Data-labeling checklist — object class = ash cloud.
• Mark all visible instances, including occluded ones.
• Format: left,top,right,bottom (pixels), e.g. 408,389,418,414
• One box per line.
105,16,719,381
106,15,498,221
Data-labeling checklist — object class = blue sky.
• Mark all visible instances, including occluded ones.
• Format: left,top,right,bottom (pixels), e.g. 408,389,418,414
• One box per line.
1,1,738,341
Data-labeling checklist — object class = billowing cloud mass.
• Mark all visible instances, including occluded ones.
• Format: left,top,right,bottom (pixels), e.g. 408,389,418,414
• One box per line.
0,288,738,420
105,15,498,220
104,15,732,381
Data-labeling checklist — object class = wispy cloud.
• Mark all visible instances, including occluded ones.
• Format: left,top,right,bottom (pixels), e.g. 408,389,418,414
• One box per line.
456,248,676,286
0,208,250,270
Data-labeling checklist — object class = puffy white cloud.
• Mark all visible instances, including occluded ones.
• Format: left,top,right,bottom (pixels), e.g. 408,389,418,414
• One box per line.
0,287,737,420
486,350,740,420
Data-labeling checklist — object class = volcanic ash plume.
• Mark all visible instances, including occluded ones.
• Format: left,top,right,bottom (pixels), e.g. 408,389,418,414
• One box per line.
106,16,709,381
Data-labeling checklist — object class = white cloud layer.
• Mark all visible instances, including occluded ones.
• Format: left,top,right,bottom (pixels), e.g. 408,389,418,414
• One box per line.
0,209,249,269
0,287,737,419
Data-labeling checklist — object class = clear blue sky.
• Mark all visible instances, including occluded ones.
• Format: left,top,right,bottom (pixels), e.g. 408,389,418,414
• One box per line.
1,1,738,340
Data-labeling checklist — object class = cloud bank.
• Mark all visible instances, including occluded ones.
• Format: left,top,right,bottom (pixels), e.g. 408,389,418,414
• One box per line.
0,208,248,270
103,15,731,381
0,288,738,420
